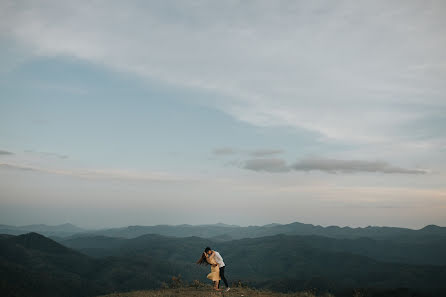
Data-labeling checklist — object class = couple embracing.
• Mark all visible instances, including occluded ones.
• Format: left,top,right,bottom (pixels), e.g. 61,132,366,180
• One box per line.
197,247,230,291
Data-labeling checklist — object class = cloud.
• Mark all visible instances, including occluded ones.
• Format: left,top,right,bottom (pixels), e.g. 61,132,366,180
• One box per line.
24,150,68,159
213,147,284,157
0,163,34,171
291,158,427,174
1,0,445,150
0,150,14,155
243,158,289,173
249,149,283,157
242,157,427,174
213,147,237,156
0,163,183,182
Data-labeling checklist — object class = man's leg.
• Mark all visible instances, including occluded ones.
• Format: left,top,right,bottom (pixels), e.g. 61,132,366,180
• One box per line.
219,266,229,288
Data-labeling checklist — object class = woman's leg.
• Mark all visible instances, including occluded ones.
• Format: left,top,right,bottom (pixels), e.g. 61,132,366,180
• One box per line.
213,280,221,290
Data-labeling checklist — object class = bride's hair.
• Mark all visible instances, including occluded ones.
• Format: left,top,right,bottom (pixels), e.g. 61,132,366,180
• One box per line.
196,252,210,265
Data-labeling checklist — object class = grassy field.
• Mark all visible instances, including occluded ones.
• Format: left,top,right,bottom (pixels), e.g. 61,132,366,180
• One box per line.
96,286,329,297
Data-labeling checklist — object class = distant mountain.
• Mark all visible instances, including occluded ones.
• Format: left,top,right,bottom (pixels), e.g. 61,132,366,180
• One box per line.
263,223,282,228
69,222,446,242
59,233,446,287
221,235,446,292
72,223,242,239
202,222,240,227
59,233,213,261
420,224,446,234
2,232,446,297
0,223,86,237
4,222,445,242
58,232,446,266
58,232,446,294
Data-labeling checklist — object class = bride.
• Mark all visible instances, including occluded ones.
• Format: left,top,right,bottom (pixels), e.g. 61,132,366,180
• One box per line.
197,252,221,291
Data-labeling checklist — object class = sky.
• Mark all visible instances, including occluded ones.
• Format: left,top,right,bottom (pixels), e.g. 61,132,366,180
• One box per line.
1,0,445,229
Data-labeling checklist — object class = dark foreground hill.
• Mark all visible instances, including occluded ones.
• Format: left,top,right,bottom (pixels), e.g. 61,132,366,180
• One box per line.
0,233,205,297
2,232,446,297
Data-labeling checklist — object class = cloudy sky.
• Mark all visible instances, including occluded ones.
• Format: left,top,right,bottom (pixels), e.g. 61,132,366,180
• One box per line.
1,0,445,229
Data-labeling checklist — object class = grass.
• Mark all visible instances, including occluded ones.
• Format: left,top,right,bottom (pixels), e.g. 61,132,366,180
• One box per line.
96,286,332,297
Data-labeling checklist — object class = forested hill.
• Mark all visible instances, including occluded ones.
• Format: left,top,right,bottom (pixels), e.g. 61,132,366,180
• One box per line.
0,232,204,297
58,230,446,266
2,232,446,297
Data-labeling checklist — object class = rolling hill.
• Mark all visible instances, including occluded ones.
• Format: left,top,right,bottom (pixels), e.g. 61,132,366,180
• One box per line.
0,233,205,297
66,222,446,243
4,222,446,243
56,233,446,293
57,231,446,266
2,227,446,297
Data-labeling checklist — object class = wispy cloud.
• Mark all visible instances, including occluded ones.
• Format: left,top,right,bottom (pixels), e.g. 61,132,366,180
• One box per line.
1,1,445,228
0,150,14,155
0,163,33,171
213,147,283,157
242,157,427,174
24,150,68,159
213,147,237,156
249,149,283,157
291,158,427,174
244,158,289,173
2,0,445,150
0,163,183,182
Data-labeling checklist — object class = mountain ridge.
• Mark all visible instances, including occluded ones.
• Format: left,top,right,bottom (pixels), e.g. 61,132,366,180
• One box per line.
2,231,446,297
2,222,445,242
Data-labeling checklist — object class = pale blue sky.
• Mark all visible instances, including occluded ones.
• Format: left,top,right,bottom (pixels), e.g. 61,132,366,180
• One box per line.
1,0,445,228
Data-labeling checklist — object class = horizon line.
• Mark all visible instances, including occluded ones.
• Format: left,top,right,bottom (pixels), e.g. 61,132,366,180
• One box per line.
1,221,443,231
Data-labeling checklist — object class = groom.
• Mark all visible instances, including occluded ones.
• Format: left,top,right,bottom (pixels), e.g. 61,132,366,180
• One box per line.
205,247,230,291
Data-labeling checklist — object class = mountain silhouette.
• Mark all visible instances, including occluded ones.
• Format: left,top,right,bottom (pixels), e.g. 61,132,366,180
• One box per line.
2,227,446,297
